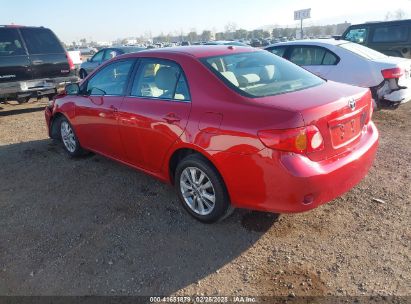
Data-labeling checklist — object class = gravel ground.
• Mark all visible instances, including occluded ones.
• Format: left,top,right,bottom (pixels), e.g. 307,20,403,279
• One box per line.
0,100,410,298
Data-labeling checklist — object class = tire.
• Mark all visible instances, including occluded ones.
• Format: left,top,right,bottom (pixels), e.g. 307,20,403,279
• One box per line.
175,154,232,223
16,97,30,103
56,116,85,157
79,69,87,79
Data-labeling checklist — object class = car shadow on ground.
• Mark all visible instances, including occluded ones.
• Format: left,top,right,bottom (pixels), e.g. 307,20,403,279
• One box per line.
0,139,279,295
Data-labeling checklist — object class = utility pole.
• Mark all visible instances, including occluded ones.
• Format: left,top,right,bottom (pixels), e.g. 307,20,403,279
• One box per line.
294,8,311,39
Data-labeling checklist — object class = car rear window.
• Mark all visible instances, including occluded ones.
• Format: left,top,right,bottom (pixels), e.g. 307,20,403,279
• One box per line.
202,51,324,98
339,42,387,60
0,28,26,57
20,28,64,54
371,25,409,43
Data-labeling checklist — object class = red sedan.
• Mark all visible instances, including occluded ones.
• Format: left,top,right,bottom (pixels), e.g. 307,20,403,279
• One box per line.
45,46,378,223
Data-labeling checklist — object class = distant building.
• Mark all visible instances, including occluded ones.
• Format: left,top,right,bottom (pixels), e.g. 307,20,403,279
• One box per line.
96,41,112,47
336,22,351,35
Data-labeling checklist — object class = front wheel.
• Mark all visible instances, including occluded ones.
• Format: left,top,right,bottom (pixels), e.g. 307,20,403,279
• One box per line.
57,116,85,157
175,154,232,223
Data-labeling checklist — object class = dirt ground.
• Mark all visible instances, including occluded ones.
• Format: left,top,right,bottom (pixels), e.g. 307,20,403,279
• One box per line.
0,99,410,298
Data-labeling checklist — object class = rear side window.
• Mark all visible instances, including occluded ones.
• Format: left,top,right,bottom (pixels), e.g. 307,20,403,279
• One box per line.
0,28,26,56
371,25,409,43
20,28,64,54
289,46,338,66
131,59,190,102
344,28,368,44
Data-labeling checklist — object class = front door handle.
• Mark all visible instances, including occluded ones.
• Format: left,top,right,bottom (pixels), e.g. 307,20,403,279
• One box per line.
110,105,118,112
163,113,181,124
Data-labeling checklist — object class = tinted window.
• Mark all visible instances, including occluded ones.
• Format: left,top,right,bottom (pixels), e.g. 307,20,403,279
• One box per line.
267,46,287,57
203,51,324,98
322,51,338,65
86,60,133,95
344,28,368,44
290,47,326,65
91,50,104,62
131,60,190,101
0,28,26,56
372,25,409,43
20,28,64,54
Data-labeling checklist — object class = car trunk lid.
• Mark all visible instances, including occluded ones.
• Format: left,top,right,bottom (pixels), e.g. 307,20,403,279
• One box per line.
254,81,373,161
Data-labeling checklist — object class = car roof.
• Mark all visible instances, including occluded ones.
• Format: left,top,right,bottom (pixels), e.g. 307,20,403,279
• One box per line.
122,45,259,58
267,38,350,48
0,25,47,29
352,19,411,26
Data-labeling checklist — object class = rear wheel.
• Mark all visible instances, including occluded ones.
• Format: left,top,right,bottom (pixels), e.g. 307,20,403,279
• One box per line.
56,116,84,157
79,69,87,79
175,154,232,223
16,97,30,103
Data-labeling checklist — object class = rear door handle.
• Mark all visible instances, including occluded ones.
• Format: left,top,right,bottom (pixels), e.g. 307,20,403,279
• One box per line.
163,113,181,124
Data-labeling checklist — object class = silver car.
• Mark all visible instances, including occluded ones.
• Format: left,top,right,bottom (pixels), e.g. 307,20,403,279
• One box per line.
79,46,145,79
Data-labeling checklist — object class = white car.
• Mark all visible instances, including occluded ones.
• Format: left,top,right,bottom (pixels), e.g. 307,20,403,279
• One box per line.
265,39,411,107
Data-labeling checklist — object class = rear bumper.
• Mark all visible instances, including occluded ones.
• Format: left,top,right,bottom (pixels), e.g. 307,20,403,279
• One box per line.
384,88,411,104
0,76,79,98
214,122,378,213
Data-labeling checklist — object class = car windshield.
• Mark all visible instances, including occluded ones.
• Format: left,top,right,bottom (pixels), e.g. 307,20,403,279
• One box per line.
202,51,324,98
339,42,387,60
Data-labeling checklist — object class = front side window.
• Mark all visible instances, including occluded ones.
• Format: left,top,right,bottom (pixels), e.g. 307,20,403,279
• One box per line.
20,28,64,54
91,50,104,62
0,28,26,56
103,50,118,61
202,51,324,98
131,60,190,101
86,60,134,95
372,25,409,43
344,28,368,44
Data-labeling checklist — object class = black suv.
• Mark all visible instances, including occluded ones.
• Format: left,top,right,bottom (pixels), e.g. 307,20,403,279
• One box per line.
0,25,78,103
341,19,411,59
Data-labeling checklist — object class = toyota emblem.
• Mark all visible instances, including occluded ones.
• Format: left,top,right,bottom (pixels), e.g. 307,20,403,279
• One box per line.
348,98,356,110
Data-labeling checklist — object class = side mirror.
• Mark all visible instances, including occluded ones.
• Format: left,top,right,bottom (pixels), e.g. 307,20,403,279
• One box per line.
65,83,80,95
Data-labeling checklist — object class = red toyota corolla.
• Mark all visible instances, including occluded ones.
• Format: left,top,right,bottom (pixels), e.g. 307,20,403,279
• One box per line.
45,46,378,223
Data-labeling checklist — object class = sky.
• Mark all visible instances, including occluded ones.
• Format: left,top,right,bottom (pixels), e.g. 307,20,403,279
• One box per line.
1,0,411,43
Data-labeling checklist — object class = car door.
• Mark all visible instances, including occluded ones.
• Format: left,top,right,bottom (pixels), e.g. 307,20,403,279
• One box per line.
0,27,32,84
368,23,410,58
287,45,339,78
74,59,135,160
119,58,191,171
85,50,104,74
19,27,70,79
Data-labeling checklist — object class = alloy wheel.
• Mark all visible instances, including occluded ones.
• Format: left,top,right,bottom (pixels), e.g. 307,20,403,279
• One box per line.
180,167,216,216
60,121,77,153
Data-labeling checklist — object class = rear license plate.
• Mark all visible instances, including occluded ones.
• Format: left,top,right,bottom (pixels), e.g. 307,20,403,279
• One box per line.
330,116,362,148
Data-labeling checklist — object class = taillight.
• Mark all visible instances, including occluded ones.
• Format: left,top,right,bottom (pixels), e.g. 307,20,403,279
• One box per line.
381,67,404,79
258,125,324,154
66,52,75,70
